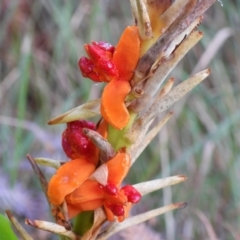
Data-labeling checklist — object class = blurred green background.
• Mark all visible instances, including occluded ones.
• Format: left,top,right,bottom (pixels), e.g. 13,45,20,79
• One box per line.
0,0,240,239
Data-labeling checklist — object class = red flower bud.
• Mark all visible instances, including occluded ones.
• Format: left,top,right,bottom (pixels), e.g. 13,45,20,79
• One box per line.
97,58,118,79
92,41,115,54
104,183,118,196
67,120,95,130
78,57,102,82
121,185,142,203
79,41,119,83
62,120,96,159
110,205,125,216
85,43,113,62
62,130,77,158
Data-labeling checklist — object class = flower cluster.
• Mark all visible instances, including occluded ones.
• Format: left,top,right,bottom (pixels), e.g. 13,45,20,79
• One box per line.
44,0,213,236
79,26,140,130
48,119,141,222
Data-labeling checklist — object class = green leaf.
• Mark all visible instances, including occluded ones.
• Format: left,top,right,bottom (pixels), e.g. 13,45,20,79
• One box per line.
73,211,94,236
108,111,137,151
0,214,18,240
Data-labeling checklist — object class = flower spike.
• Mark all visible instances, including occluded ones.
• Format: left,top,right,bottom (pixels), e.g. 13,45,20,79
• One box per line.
9,1,217,239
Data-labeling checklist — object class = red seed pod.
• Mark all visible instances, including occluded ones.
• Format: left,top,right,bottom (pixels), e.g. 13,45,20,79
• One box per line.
121,185,142,203
104,183,118,196
62,120,96,159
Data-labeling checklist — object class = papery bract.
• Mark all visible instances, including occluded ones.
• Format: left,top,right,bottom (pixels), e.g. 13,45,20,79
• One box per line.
139,0,171,56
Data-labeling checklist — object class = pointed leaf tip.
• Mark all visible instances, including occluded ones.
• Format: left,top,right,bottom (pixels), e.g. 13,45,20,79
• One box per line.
175,202,188,209
6,211,33,240
177,174,188,181
99,202,187,239
48,99,101,125
26,219,80,239
34,158,62,169
134,175,187,196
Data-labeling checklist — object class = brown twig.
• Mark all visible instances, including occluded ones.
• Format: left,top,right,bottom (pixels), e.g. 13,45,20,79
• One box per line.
6,210,33,240
82,128,116,163
25,219,80,239
26,154,49,205
129,27,203,112
131,0,215,84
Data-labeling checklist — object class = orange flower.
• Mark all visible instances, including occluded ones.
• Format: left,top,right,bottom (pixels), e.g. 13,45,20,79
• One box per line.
48,151,141,222
79,26,140,129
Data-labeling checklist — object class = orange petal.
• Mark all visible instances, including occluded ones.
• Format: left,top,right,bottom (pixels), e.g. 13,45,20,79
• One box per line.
96,118,108,139
101,80,131,130
104,201,131,222
67,204,82,219
67,199,104,219
48,158,95,206
112,26,140,81
66,179,105,219
104,206,115,221
77,199,104,212
107,152,130,186
66,179,104,204
104,187,128,206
